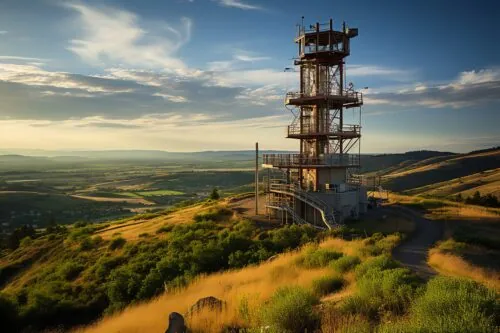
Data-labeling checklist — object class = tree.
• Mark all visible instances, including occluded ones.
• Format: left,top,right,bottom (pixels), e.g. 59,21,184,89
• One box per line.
210,188,220,200
472,191,481,203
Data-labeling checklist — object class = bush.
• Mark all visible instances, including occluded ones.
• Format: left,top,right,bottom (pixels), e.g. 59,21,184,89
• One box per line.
342,266,421,319
330,256,361,273
380,276,499,332
156,225,174,234
58,262,84,281
108,237,126,250
311,275,344,297
354,255,399,278
193,206,232,222
297,246,343,268
261,286,319,333
209,188,220,200
19,236,33,247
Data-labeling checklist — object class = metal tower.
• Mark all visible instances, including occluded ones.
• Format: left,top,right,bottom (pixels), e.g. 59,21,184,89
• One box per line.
263,19,367,229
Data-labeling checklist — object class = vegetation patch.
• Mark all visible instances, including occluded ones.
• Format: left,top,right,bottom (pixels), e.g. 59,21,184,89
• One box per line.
296,246,343,268
341,255,421,320
311,275,344,297
193,206,233,222
329,255,361,273
380,277,499,332
260,286,319,333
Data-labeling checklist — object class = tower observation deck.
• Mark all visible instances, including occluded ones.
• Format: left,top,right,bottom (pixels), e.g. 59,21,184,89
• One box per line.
262,19,367,228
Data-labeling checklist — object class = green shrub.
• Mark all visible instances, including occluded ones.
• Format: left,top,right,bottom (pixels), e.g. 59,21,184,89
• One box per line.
193,206,232,222
68,226,94,241
19,236,33,247
156,224,174,234
354,255,399,278
343,258,421,319
311,275,344,297
79,237,94,251
58,262,84,281
108,237,126,250
380,276,499,333
73,221,88,228
297,246,343,268
330,256,361,273
261,286,319,333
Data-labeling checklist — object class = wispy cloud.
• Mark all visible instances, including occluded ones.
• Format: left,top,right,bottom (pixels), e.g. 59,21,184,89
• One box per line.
0,31,7,35
216,0,261,10
364,67,500,109
64,3,191,69
207,49,270,72
0,63,137,94
0,55,46,62
348,65,415,81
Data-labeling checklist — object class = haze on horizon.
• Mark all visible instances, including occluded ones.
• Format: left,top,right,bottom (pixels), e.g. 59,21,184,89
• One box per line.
0,0,498,154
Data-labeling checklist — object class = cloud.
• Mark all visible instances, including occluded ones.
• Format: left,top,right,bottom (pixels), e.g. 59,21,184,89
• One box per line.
364,67,500,109
207,50,270,72
0,63,140,94
234,54,270,62
75,122,144,129
64,3,191,69
0,56,46,62
236,85,283,105
348,65,414,81
0,31,7,35
216,0,261,10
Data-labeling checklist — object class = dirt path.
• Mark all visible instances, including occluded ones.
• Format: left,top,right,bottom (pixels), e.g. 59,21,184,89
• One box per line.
390,206,443,279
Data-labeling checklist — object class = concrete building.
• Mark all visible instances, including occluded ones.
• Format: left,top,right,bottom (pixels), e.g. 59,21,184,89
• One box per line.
263,19,367,229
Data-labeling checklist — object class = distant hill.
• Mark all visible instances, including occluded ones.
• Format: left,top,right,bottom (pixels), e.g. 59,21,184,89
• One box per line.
360,150,456,174
380,148,500,198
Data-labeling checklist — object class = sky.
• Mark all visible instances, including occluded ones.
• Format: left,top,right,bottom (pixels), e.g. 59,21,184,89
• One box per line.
0,0,498,153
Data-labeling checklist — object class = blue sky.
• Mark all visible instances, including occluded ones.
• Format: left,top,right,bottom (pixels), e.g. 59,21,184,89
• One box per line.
0,0,498,153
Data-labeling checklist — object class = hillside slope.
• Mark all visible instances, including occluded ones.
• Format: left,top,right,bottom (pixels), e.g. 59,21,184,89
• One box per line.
0,197,322,332
381,148,500,197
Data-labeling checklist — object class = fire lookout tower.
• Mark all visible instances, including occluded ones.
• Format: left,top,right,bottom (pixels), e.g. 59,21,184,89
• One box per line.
262,19,367,228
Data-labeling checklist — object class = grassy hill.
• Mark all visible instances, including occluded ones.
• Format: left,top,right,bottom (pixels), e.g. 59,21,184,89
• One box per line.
0,197,328,332
379,148,500,199
0,194,498,332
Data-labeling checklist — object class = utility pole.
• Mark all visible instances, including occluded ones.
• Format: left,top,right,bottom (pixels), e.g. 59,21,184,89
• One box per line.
255,142,259,215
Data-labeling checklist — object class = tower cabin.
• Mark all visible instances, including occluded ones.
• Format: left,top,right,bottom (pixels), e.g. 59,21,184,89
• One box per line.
262,19,367,229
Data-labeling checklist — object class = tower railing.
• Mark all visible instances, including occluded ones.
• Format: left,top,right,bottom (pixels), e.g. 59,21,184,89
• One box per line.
285,90,363,105
263,153,360,168
287,123,360,137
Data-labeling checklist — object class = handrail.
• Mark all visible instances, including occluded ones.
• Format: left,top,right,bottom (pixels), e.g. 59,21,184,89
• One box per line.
285,90,363,105
262,153,360,168
287,123,360,136
268,183,338,229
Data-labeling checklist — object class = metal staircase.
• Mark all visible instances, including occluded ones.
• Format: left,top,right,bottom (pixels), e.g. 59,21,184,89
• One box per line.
267,182,340,230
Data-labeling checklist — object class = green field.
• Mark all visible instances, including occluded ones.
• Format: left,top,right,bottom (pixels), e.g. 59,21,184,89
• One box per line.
131,190,185,197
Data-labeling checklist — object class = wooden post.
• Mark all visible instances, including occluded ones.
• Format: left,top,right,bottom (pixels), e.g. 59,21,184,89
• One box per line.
255,142,259,215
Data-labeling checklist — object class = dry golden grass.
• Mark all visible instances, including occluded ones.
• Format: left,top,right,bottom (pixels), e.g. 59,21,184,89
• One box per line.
96,202,226,240
429,205,500,220
373,191,500,220
428,249,500,292
76,238,365,333
95,196,266,241
70,194,154,206
406,168,500,198
349,213,415,235
384,150,500,180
